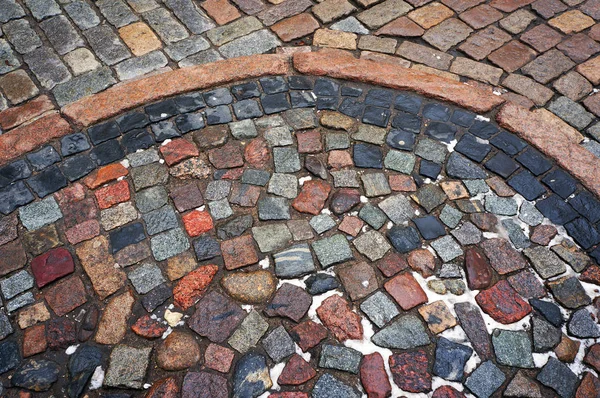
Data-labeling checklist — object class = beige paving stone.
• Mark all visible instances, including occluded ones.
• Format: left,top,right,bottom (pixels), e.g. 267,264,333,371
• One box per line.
407,2,454,29
64,48,101,75
118,22,161,56
313,28,357,50
358,35,397,54
549,10,595,33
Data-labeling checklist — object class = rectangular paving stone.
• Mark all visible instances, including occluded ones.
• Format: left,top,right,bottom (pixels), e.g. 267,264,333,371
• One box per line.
396,41,453,70
178,49,224,67
114,50,168,80
0,0,25,23
24,46,72,89
502,73,554,106
206,16,263,46
357,0,413,29
218,29,281,58
0,39,20,75
143,8,189,43
84,25,131,65
19,197,63,231
164,0,215,34
7,292,34,312
24,0,61,20
151,228,190,261
1,270,33,299
312,233,353,267
53,67,116,107
3,19,42,54
64,1,100,30
450,57,503,85
165,36,210,61
97,0,139,27
257,0,313,26
40,15,84,56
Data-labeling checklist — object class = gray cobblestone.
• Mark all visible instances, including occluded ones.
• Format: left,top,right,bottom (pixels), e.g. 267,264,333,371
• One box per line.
64,48,101,75
84,25,131,65
207,16,263,46
178,49,223,67
40,15,84,56
64,1,100,30
24,0,61,21
52,66,116,106
164,0,215,34
548,96,594,130
219,29,280,59
3,19,41,54
115,50,168,80
164,36,210,62
0,39,20,74
127,0,159,13
23,46,71,89
143,8,189,43
97,0,139,28
0,0,25,23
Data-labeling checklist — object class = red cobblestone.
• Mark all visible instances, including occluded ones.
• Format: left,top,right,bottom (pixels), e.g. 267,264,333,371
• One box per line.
173,264,219,310
160,138,199,166
384,272,428,310
182,210,214,237
316,295,363,341
94,180,130,209
84,163,128,189
292,180,331,215
476,280,531,324
221,235,259,270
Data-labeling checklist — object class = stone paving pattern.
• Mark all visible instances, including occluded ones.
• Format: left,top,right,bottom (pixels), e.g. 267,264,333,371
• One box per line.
1,76,600,397
0,0,600,155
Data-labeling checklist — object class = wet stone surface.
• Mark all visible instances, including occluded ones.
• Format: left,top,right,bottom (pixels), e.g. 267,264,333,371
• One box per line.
0,77,599,398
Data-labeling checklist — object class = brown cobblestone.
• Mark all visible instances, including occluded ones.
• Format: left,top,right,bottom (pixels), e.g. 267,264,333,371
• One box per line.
488,40,537,72
460,4,503,29
450,57,503,85
459,25,512,60
408,2,454,29
553,71,593,101
376,16,425,37
271,13,319,42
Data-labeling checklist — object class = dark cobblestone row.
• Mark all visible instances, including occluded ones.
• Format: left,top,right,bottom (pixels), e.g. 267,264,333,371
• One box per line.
0,77,599,397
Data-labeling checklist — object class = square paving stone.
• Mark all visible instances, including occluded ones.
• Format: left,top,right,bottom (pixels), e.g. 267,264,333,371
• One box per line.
208,199,233,220
268,173,298,199
362,105,390,127
516,147,552,176
122,129,155,153
325,132,351,151
419,160,442,179
547,276,591,309
151,121,181,142
233,99,263,120
117,112,149,132
128,263,166,294
310,214,337,235
312,234,353,267
331,170,360,188
262,325,296,362
175,113,205,133
489,131,527,155
319,344,362,374
361,173,391,197
465,361,505,398
230,119,258,139
274,244,316,278
19,196,62,231
252,224,292,252
27,146,61,171
26,165,67,197
387,225,421,253
260,77,288,94
136,186,168,214
104,345,152,389
203,88,233,106
151,228,190,261
258,196,290,220
415,138,448,164
484,152,519,178
262,93,290,114
392,112,422,135
287,220,313,241
523,246,566,279
455,133,491,162
359,203,388,229
431,235,463,262
109,222,145,253
354,143,383,169
570,191,600,224
492,329,534,368
507,170,546,201
412,184,447,213
386,129,416,151
541,170,577,199
232,82,260,99
451,221,482,245
384,150,415,174
0,270,33,299
143,205,179,235
242,169,270,186
360,291,399,328
273,147,301,173
174,92,206,113
228,310,268,354
205,105,233,125
204,180,231,201
264,126,293,147
440,205,463,228
353,230,391,261
60,132,90,156
60,154,95,182
414,215,446,240
537,357,579,398
193,234,221,261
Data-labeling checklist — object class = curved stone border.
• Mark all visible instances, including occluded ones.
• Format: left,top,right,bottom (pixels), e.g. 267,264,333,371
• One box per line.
1,52,598,198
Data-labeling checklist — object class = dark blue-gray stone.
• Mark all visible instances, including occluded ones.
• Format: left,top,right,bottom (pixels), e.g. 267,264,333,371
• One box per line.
469,120,498,139
60,132,90,156
535,195,578,225
507,170,546,201
394,93,422,114
386,129,416,151
425,122,457,143
541,170,577,199
537,357,578,398
387,225,421,253
305,273,339,295
122,129,155,153
314,78,339,96
150,121,181,142
0,340,20,374
391,112,421,133
516,147,551,176
530,299,563,327
484,152,519,178
27,146,61,171
87,121,120,145
489,131,527,155
233,99,263,120
564,217,600,250
465,361,505,398
205,105,233,125
312,374,361,398
175,113,205,133
288,76,312,90
117,111,149,132
454,133,491,162
532,316,561,352
217,215,253,240
568,309,600,338
11,359,60,391
109,223,145,254
174,92,206,113
145,99,178,122
353,143,383,169
90,139,125,165
232,82,260,99
60,154,95,181
446,152,487,179
274,244,315,278
365,88,393,107
433,337,473,381
362,105,390,127
193,234,221,260
259,76,288,94
26,165,67,197
570,191,600,224
232,352,271,398
319,344,362,374
423,103,450,121
261,93,290,114
413,215,446,240
0,159,31,188
0,181,34,214
67,345,102,398
203,88,232,107
141,283,172,312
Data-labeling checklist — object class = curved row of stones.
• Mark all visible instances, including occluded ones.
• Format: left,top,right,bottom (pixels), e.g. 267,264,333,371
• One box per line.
0,76,600,397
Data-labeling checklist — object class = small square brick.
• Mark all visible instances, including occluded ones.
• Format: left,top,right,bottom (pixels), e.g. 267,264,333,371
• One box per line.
460,4,503,29
521,49,575,84
205,343,235,372
490,0,535,12
221,235,258,270
0,70,39,104
118,22,161,56
208,141,244,169
459,25,512,60
171,183,204,212
389,174,417,191
553,71,593,101
557,33,600,63
23,324,47,357
549,10,595,34
502,73,554,106
297,130,322,153
422,18,473,51
488,40,537,72
201,0,241,25
375,16,425,37
531,0,567,19
160,138,199,166
271,13,319,42
408,2,454,29
44,276,87,316
95,180,130,209
182,210,213,237
338,215,364,236
450,57,503,85
577,55,600,84
520,25,563,52
441,0,485,13
312,0,356,24
499,9,536,34
358,35,397,54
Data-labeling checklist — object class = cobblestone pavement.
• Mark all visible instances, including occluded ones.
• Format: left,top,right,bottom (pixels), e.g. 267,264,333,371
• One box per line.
1,76,600,397
0,0,600,154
